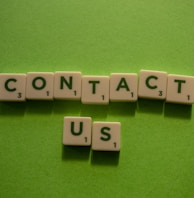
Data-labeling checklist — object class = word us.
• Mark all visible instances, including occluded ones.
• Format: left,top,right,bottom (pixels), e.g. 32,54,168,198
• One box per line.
0,70,194,104
63,117,121,151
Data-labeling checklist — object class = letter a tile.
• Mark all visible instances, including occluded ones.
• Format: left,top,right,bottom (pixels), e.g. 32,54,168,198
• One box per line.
110,73,138,102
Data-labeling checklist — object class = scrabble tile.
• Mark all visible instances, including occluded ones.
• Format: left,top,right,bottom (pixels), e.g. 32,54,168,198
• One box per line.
0,73,26,101
81,76,109,104
26,72,54,100
110,73,138,102
54,71,82,100
138,70,168,99
92,122,121,151
63,116,92,146
166,74,194,104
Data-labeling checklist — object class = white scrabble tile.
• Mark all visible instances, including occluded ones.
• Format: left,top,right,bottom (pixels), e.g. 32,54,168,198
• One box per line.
26,72,54,100
81,76,109,104
54,71,82,100
92,122,121,151
0,73,26,101
63,116,92,146
138,70,168,99
110,73,138,102
166,74,194,104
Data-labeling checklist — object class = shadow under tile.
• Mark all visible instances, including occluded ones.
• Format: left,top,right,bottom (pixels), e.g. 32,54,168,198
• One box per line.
137,98,164,114
81,104,108,120
0,102,26,116
62,145,90,161
53,100,81,115
108,102,137,117
91,150,120,166
26,100,53,114
164,102,192,119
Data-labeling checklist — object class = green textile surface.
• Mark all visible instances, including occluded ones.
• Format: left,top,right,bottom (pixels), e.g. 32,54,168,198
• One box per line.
0,1,194,197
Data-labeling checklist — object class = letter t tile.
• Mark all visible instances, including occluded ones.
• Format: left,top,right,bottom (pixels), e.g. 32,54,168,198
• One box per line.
81,76,109,104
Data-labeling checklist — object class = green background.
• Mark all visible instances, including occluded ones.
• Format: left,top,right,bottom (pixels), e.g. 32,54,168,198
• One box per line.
0,0,194,197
